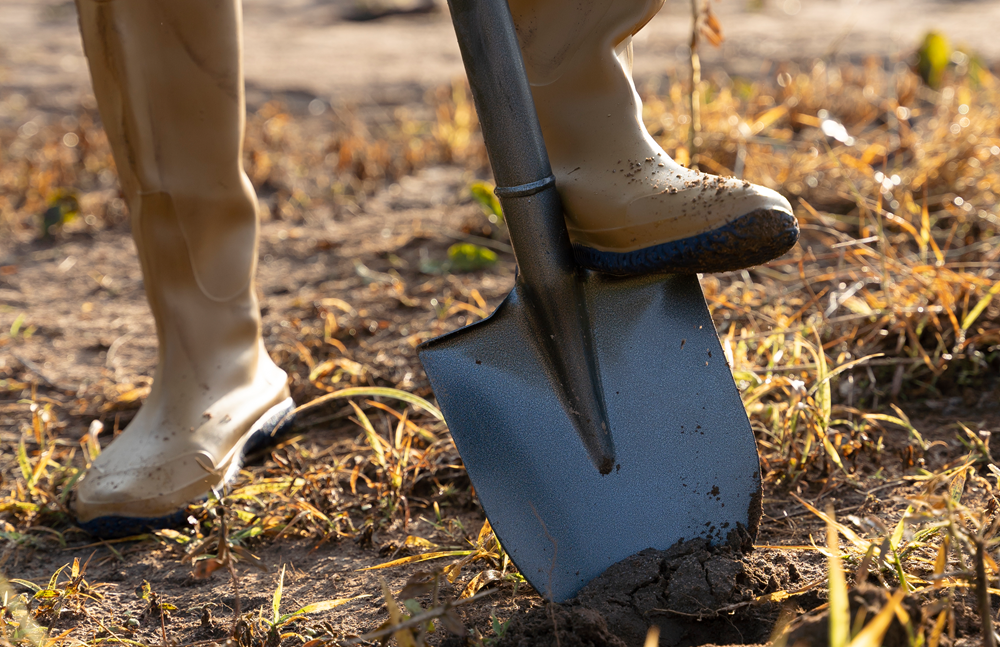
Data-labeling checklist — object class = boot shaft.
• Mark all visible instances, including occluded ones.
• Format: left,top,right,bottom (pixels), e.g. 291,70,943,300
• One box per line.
76,0,259,304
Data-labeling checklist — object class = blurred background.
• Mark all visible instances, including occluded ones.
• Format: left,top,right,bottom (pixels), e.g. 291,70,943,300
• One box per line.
3,0,1000,120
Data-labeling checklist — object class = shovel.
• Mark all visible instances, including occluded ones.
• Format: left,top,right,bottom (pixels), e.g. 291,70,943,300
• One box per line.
418,0,762,603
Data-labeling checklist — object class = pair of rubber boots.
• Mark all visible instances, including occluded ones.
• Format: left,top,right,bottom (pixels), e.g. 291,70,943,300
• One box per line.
71,0,798,536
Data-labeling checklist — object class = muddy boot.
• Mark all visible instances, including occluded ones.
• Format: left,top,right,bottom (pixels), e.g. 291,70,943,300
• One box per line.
508,0,798,275
71,0,293,537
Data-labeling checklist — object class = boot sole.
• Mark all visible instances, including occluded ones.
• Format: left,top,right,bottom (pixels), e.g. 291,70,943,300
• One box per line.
573,208,800,276
73,397,296,539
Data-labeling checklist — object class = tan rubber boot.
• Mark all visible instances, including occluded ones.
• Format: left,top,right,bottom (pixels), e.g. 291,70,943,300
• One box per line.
508,0,799,275
71,0,292,536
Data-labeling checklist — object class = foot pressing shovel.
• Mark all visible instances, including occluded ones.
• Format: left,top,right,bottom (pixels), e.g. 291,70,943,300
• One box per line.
418,0,762,603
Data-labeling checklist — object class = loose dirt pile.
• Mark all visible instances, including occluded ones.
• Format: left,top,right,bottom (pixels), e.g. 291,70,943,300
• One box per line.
497,535,804,647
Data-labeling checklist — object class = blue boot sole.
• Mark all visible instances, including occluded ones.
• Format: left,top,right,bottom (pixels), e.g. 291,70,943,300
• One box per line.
73,397,296,539
574,208,799,276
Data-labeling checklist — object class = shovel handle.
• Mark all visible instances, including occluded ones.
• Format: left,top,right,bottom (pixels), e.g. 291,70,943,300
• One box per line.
446,0,551,188
446,0,578,284
445,0,615,474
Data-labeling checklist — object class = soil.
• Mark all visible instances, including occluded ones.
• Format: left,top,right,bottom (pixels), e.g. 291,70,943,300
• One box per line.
3,142,998,645
497,537,810,647
4,2,1000,646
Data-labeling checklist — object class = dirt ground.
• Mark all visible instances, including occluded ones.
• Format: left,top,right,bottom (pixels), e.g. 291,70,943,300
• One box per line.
4,138,999,645
4,1,1000,646
8,192,997,646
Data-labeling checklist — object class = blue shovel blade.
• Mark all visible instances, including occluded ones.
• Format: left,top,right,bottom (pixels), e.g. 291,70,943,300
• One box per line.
418,272,761,602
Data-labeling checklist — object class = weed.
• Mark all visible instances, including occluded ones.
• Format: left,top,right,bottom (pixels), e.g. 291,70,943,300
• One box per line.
229,564,369,647
472,610,510,647
8,557,105,621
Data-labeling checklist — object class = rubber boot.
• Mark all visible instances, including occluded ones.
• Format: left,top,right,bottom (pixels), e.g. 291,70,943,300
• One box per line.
508,0,799,275
71,0,293,537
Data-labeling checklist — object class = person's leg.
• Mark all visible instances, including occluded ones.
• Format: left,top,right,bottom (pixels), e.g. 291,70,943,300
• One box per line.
508,0,799,275
72,0,292,534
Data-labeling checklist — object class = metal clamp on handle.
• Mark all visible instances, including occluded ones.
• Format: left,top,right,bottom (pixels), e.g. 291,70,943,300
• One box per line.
494,175,556,200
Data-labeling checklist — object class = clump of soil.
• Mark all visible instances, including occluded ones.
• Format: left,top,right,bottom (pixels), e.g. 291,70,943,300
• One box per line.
499,535,795,647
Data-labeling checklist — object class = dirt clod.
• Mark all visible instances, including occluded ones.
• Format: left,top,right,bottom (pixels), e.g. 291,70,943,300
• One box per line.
500,538,788,647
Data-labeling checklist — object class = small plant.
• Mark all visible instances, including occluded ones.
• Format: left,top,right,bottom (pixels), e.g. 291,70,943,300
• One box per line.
916,31,952,89
137,580,177,620
446,243,497,273
38,189,78,239
7,313,36,341
473,611,510,647
469,181,503,224
234,564,369,647
9,557,106,622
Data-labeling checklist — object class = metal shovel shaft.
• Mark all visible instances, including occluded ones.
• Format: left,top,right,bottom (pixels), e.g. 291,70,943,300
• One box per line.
445,0,615,472
444,0,548,188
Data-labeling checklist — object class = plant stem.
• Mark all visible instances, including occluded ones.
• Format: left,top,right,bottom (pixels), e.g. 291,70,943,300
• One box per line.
976,537,996,647
689,0,702,167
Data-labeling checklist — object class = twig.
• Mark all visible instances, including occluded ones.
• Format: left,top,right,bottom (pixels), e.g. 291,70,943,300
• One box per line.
97,537,126,564
976,537,996,647
762,501,863,524
227,560,241,634
215,510,242,635
159,602,169,647
104,331,134,376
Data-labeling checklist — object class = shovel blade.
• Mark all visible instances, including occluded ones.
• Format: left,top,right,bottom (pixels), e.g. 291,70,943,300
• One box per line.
419,272,761,602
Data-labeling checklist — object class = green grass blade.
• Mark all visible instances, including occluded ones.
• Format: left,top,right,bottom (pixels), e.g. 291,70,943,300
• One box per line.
891,548,912,593
357,550,472,571
273,564,285,623
890,506,912,551
350,401,386,468
17,438,31,483
960,279,1000,331
8,579,41,593
46,564,68,592
807,353,884,396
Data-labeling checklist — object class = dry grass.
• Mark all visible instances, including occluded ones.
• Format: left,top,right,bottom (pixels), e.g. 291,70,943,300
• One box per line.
2,49,1000,645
